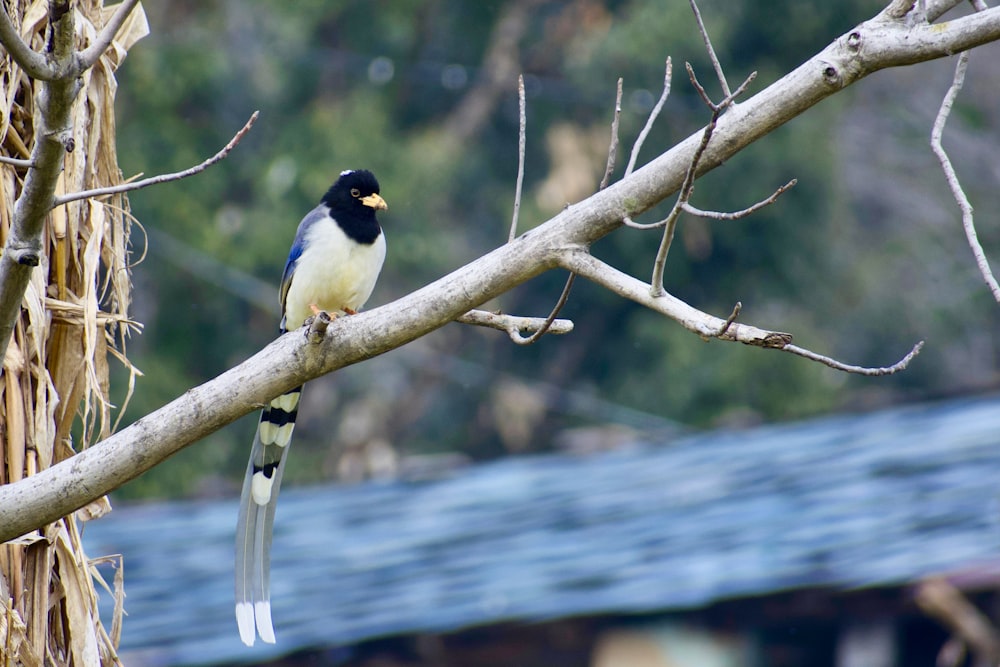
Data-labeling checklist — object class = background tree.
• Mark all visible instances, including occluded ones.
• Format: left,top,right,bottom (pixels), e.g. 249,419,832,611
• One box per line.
102,0,1000,501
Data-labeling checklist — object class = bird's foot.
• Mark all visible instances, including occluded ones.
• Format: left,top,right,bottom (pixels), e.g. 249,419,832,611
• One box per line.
304,309,333,342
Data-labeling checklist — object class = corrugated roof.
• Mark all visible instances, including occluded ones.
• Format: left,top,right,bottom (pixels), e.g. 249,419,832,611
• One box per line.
83,394,1000,665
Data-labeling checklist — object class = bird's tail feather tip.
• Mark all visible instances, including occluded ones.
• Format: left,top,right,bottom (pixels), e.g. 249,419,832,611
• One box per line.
255,600,276,644
236,602,256,646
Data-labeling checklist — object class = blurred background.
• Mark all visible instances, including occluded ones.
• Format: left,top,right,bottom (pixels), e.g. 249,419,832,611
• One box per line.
87,0,1000,664
111,0,1000,500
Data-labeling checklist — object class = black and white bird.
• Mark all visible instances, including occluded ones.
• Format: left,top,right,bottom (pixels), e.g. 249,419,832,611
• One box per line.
235,169,387,646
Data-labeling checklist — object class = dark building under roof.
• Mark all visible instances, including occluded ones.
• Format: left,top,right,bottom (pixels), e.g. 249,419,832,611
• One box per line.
82,394,1000,666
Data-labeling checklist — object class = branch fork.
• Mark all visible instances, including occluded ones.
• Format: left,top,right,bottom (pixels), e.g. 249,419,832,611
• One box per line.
8,0,1000,540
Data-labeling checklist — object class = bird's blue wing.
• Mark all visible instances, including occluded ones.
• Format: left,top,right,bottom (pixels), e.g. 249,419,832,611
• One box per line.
278,206,326,328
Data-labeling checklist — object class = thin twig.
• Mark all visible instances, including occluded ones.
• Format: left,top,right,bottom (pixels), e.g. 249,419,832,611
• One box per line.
784,340,924,376
457,309,574,339
509,273,576,345
713,301,741,337
689,0,731,99
508,75,527,243
625,58,673,178
929,38,1000,303
682,179,797,220
599,78,624,190
627,178,796,230
52,111,260,207
693,64,756,110
0,155,34,169
76,0,142,70
525,75,624,343
648,67,756,295
560,248,923,374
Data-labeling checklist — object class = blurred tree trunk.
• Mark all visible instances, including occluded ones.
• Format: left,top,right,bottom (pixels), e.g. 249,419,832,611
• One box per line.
0,1,146,664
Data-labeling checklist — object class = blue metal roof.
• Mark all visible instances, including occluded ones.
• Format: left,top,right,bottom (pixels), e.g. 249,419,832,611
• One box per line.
83,394,1000,665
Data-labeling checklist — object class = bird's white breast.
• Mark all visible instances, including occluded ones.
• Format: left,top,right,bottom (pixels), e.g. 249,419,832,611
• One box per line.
283,216,386,330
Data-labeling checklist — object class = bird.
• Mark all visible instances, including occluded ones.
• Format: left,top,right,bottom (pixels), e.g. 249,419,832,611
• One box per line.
235,169,387,646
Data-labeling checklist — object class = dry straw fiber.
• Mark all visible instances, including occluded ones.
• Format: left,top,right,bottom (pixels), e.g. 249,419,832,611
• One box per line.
0,2,148,665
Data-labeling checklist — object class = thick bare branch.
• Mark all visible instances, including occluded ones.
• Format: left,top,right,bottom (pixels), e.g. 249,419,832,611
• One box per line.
881,0,963,22
0,6,79,356
0,5,56,80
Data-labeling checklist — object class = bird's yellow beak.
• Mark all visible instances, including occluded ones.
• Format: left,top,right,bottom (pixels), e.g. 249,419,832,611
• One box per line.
361,193,388,211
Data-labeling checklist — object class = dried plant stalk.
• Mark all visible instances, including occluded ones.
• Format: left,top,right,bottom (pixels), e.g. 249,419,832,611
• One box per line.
0,2,148,665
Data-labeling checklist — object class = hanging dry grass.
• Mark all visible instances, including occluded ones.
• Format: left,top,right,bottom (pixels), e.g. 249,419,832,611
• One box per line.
0,1,147,665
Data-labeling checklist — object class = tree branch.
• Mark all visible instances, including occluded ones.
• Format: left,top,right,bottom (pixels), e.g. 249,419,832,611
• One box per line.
457,309,574,340
625,58,672,178
0,6,79,357
689,0,731,98
784,341,924,375
929,42,1000,302
52,111,259,207
600,78,624,190
0,156,34,169
560,249,922,374
0,2,995,541
508,75,526,243
0,0,153,358
75,0,143,70
681,179,797,220
0,5,56,80
508,273,576,345
648,67,756,296
559,249,792,346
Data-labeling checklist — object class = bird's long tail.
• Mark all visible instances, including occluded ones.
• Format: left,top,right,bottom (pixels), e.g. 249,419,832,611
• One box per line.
235,385,302,646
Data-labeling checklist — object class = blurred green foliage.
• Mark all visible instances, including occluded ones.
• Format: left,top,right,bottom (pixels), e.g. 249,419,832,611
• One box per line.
110,0,1000,499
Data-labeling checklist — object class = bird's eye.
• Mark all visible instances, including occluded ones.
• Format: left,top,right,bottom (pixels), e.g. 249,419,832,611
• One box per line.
350,188,361,197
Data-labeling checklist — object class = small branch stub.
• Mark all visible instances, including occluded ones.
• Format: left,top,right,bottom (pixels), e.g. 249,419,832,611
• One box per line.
15,248,40,266
457,309,574,340
305,311,333,343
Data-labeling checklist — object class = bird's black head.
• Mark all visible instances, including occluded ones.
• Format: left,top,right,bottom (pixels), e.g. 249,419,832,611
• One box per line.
320,169,387,245
322,169,387,217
